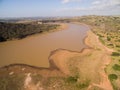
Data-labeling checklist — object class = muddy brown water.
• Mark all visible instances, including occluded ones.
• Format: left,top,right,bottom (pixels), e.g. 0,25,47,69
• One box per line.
0,23,89,67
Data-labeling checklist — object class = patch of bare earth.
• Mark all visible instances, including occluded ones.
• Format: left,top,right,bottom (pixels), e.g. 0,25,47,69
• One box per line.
24,73,44,90
49,31,113,90
0,27,113,90
85,31,113,90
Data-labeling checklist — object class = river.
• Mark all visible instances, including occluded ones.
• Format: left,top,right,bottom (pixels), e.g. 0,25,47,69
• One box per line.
0,23,89,67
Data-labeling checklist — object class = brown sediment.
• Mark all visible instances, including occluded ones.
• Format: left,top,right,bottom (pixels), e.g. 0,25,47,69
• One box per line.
48,30,113,89
85,31,113,90
49,48,93,75
0,63,64,78
0,23,113,89
0,23,89,76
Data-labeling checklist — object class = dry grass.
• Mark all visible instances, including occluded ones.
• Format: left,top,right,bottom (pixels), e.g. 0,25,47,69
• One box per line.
0,26,114,90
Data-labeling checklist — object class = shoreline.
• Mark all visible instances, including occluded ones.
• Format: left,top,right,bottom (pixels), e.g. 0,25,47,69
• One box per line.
85,31,113,90
0,23,90,69
0,23,113,89
0,23,68,43
0,23,111,71
0,23,90,73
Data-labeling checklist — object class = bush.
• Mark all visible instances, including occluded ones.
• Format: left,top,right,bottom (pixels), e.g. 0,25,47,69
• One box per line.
112,52,120,56
65,76,78,83
108,74,118,81
112,64,120,71
116,45,120,48
0,22,60,42
76,80,90,89
0,75,25,90
107,36,111,41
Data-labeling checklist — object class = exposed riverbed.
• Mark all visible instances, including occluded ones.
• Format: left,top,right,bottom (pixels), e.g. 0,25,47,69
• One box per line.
0,23,89,67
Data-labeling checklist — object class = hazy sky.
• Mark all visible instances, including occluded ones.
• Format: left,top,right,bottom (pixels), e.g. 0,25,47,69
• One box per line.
0,0,120,17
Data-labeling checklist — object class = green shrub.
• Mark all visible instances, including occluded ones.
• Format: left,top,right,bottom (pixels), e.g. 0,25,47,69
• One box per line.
112,64,120,71
107,36,111,41
112,52,120,56
0,22,60,42
0,75,25,90
76,80,90,89
108,74,118,81
116,45,120,48
65,76,78,84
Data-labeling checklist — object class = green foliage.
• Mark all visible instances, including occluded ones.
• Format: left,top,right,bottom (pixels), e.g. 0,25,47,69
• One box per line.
116,45,120,48
97,34,103,37
112,52,120,56
108,74,118,81
0,22,59,42
112,64,120,71
0,74,25,90
107,36,111,41
65,76,78,84
75,16,120,90
72,15,120,90
64,74,90,89
76,80,90,89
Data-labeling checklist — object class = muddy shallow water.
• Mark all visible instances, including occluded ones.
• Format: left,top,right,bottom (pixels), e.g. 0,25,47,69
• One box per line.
0,23,89,67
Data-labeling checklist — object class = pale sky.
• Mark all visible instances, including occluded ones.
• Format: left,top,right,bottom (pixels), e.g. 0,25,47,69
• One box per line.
0,0,120,18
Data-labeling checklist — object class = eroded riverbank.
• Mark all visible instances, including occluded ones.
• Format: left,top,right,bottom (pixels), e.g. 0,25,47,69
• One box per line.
0,23,88,67
0,28,113,90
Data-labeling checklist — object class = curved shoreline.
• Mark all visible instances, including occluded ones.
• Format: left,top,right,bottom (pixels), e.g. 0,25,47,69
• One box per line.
0,23,90,69
0,23,68,43
0,23,103,71
0,23,88,68
0,23,113,89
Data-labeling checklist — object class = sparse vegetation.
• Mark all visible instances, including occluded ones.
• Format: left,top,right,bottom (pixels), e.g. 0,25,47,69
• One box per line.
64,15,120,90
0,74,25,90
108,74,118,81
112,64,120,71
31,74,43,85
75,16,120,90
64,76,90,89
112,52,120,56
0,15,120,90
65,76,78,83
76,80,90,89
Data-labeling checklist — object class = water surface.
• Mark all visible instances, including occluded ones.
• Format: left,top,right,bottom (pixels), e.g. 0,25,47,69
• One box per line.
0,23,89,67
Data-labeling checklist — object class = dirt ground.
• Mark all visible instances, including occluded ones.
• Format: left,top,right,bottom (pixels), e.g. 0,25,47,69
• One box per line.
0,28,113,90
